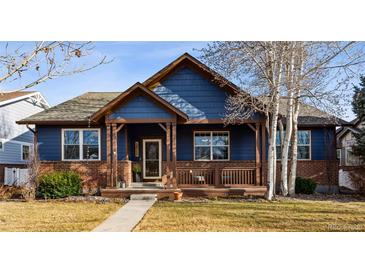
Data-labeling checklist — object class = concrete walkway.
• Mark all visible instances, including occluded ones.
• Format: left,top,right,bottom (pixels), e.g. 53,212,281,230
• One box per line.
93,199,156,232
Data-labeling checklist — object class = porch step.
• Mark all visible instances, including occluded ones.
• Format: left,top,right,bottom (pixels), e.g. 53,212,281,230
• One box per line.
130,182,164,189
130,194,157,201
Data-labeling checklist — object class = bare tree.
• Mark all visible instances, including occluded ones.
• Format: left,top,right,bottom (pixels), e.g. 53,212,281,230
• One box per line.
0,41,111,196
201,41,365,199
201,41,287,200
284,42,365,195
0,41,110,93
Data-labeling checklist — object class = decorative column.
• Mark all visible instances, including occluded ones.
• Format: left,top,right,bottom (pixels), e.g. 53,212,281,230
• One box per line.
125,125,129,160
171,122,177,188
106,124,112,188
166,122,171,186
112,124,118,187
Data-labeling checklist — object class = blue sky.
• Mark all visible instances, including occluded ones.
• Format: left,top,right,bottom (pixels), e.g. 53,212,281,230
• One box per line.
0,41,208,106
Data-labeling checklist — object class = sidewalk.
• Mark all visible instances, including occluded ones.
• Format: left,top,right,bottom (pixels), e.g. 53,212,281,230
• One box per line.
93,199,155,232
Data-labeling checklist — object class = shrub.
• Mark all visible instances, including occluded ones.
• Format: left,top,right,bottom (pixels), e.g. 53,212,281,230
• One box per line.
37,171,82,199
295,177,317,194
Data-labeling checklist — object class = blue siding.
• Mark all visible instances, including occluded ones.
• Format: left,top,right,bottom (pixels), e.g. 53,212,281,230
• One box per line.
117,128,126,160
0,141,31,164
38,126,61,161
13,131,34,143
109,94,173,120
177,124,255,161
154,66,227,120
36,124,336,162
38,126,107,161
311,127,336,160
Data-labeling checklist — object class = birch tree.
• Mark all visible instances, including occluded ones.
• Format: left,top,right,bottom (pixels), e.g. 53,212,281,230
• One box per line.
282,41,365,196
201,41,365,199
201,41,287,200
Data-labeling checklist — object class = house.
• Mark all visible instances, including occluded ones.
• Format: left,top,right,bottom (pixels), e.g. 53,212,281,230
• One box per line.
17,53,346,197
0,91,49,183
336,117,365,192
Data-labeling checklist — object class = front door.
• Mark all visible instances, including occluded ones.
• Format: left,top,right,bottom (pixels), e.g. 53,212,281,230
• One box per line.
143,139,162,179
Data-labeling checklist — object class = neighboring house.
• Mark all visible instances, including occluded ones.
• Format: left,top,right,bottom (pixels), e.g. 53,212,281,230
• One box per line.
18,53,347,197
0,91,49,183
336,117,365,192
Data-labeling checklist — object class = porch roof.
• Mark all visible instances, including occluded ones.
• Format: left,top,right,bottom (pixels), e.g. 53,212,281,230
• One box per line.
91,83,189,122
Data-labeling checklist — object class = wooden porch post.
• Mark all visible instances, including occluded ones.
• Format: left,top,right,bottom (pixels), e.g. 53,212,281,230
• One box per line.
172,122,177,188
112,123,118,187
106,124,112,188
255,123,261,186
166,122,171,185
125,125,129,160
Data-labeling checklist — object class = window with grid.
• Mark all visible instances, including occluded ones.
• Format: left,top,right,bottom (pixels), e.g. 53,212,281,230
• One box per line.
63,129,100,160
22,145,30,160
194,131,229,161
276,130,311,160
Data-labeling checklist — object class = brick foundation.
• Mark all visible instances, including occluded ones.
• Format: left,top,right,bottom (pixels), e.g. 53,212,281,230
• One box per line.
38,159,339,194
262,160,339,187
0,163,28,183
39,160,131,194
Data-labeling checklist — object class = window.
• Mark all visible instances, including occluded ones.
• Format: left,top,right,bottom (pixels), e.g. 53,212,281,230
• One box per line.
345,147,362,166
194,131,229,161
62,129,100,161
276,130,311,160
0,141,3,152
336,149,341,160
22,145,30,160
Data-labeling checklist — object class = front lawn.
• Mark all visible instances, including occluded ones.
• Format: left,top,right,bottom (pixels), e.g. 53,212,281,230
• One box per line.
0,201,121,232
134,199,365,232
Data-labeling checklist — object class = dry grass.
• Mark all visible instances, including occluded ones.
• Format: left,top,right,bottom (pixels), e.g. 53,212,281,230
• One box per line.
0,201,121,232
134,199,365,232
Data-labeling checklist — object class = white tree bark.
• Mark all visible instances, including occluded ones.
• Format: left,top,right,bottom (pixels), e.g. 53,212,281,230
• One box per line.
265,43,285,201
281,45,296,196
288,99,299,195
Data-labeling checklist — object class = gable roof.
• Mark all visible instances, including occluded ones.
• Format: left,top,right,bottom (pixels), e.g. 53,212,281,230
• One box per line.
0,91,35,103
0,91,49,108
18,92,120,125
336,116,363,140
144,53,243,97
91,82,188,122
260,97,350,126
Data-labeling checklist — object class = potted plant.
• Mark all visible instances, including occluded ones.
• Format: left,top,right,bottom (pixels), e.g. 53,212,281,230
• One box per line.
132,163,142,182
173,191,183,201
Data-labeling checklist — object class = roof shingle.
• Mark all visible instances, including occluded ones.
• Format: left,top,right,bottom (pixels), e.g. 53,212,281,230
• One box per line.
18,92,120,124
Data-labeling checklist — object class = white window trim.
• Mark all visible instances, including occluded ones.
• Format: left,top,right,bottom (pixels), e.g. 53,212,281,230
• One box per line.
21,144,32,161
193,131,230,161
276,130,312,161
61,128,101,161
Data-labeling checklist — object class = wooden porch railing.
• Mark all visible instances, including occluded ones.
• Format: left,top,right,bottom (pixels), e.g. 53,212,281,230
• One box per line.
176,168,215,186
176,167,256,187
221,168,256,186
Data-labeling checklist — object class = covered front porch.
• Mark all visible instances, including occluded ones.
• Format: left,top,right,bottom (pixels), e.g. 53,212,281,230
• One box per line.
102,121,267,198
